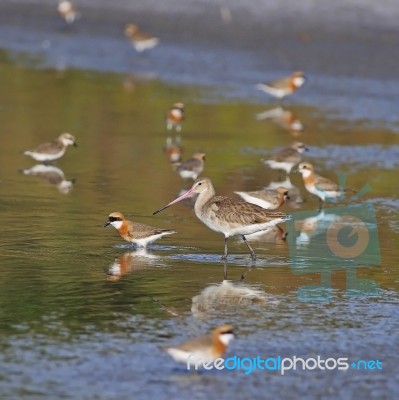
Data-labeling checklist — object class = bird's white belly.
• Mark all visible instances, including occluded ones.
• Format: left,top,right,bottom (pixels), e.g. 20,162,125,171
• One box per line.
265,160,294,173
235,192,274,209
25,149,65,161
199,211,285,238
179,170,198,180
166,348,215,366
306,184,326,200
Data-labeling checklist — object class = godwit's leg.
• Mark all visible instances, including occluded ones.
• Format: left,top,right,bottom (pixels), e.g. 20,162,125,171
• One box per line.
242,235,256,261
240,265,254,280
318,197,324,210
221,237,229,260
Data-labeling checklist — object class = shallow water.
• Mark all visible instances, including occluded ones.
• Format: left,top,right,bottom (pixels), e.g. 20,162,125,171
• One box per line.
1,2,399,398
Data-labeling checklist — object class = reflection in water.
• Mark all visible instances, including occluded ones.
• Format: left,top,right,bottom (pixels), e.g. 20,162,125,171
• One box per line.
192,277,275,318
164,136,183,163
293,209,330,246
287,207,381,301
256,107,304,135
292,208,374,248
246,225,287,243
122,73,158,92
106,250,159,281
19,164,75,194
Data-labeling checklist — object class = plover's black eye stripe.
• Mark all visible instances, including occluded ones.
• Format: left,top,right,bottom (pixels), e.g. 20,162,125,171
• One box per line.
109,216,122,222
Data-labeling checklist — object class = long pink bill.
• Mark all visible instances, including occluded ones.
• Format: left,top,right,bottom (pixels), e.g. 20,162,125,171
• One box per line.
153,188,195,215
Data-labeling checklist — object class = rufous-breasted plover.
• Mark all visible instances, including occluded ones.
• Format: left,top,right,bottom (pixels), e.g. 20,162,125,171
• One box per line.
174,152,206,180
234,186,289,210
164,325,235,366
124,23,159,53
166,102,185,132
262,142,308,174
57,0,80,24
256,71,307,100
104,212,176,247
297,162,356,208
23,133,77,163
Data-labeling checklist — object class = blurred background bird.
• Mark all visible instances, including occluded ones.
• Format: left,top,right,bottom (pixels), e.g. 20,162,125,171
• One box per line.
57,0,80,24
261,141,308,174
256,71,307,101
166,102,185,132
124,23,159,53
164,325,235,366
174,152,206,180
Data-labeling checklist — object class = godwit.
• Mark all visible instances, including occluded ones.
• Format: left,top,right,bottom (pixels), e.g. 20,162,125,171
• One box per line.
256,71,307,100
153,177,290,260
262,141,308,174
164,325,235,367
104,212,176,247
23,133,77,163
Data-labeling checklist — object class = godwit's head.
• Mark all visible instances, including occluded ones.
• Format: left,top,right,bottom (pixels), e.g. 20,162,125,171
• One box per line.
152,177,214,215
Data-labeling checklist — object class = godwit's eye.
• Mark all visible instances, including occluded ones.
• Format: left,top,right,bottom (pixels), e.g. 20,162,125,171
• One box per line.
198,182,202,186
